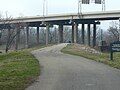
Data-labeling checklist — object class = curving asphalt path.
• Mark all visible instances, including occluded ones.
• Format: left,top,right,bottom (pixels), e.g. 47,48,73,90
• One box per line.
26,43,120,90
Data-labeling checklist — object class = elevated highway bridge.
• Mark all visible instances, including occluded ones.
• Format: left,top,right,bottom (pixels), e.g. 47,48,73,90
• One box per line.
7,10,120,23
0,10,120,50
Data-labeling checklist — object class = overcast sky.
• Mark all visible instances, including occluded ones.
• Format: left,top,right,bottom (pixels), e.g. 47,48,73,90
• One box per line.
0,0,119,30
0,0,119,17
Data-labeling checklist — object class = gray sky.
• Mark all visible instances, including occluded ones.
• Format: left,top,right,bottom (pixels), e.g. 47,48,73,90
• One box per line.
0,0,120,17
0,0,119,30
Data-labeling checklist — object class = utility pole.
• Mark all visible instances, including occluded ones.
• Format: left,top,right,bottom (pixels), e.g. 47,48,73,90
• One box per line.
78,0,82,18
43,0,45,17
43,0,48,17
42,0,48,25
78,0,82,14
102,0,105,11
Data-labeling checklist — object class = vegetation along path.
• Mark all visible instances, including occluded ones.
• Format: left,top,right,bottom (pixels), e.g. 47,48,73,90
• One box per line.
27,43,120,90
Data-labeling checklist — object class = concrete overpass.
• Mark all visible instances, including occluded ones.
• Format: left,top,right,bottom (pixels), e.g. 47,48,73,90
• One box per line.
0,10,120,50
6,10,120,23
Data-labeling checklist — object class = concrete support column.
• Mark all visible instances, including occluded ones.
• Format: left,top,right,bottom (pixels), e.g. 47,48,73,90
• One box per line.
7,29,11,41
93,24,96,47
37,27,40,44
54,28,57,43
81,24,85,44
72,25,74,43
46,25,49,45
15,28,20,50
25,26,29,48
58,25,63,43
74,23,78,43
6,29,11,52
87,24,91,46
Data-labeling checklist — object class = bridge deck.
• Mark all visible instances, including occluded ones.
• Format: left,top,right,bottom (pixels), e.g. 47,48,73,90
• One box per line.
0,10,120,26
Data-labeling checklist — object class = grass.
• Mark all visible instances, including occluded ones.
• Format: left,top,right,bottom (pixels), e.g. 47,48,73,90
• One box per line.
61,44,120,69
0,44,47,90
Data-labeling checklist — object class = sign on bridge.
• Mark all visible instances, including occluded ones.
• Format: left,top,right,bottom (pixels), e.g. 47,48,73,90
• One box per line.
110,41,120,60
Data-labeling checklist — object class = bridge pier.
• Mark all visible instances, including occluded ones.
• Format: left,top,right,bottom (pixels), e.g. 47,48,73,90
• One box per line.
15,28,20,50
46,25,49,45
87,24,91,46
37,27,40,44
81,24,85,44
93,24,96,47
72,25,74,43
58,25,63,43
25,26,29,48
73,23,78,43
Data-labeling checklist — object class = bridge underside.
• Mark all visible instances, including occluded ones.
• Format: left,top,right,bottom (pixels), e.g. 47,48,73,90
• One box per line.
0,19,100,50
1,10,120,50
28,19,100,27
0,12,120,50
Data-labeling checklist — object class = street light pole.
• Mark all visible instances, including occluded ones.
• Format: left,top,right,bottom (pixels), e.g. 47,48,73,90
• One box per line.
42,0,48,26
43,0,45,17
78,0,82,18
102,0,105,11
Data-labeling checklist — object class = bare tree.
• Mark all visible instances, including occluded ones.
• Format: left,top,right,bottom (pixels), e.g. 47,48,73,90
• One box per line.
63,26,71,43
107,21,119,42
0,12,27,52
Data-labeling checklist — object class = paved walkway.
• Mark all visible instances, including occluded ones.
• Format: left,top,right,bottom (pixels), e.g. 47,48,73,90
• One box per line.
26,43,120,90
